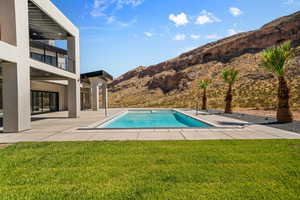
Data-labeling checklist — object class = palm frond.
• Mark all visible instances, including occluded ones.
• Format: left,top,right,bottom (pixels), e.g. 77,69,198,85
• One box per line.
198,79,212,89
261,41,294,77
222,68,239,85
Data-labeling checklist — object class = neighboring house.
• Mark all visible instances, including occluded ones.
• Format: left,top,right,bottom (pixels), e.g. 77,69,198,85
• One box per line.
0,0,112,133
81,71,113,111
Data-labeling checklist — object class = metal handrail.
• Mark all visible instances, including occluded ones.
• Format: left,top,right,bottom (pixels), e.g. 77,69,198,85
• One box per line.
30,52,75,73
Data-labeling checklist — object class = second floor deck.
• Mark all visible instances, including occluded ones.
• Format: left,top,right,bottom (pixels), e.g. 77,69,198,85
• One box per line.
30,41,75,73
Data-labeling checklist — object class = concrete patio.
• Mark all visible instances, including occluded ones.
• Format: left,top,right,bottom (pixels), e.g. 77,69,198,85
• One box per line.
0,108,300,143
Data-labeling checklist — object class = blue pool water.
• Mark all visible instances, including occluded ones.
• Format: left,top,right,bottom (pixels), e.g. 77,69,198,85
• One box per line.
98,110,211,128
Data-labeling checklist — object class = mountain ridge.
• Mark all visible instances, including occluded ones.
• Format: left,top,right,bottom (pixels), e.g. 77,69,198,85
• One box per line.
108,11,300,109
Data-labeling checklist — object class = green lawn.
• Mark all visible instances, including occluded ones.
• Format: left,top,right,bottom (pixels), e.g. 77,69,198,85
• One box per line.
1,140,300,200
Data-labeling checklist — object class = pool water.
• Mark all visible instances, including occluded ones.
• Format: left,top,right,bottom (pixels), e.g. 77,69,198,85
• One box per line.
98,110,212,128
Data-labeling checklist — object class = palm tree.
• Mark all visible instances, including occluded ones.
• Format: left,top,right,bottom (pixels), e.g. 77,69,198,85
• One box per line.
261,41,294,123
222,68,239,114
198,79,212,110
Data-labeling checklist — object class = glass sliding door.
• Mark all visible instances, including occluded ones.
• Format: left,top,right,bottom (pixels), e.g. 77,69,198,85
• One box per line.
31,91,43,114
31,91,59,114
49,93,59,112
42,92,50,112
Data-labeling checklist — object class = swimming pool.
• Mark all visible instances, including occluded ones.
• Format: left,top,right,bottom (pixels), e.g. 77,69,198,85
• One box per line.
97,110,212,129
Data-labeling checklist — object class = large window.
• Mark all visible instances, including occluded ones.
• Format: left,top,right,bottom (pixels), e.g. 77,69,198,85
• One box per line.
45,55,56,66
31,91,59,114
30,52,44,62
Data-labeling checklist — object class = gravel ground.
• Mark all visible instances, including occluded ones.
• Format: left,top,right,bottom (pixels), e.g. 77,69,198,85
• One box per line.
206,109,300,134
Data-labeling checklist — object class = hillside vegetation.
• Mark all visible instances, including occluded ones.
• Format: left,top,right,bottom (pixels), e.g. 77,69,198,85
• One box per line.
108,11,300,111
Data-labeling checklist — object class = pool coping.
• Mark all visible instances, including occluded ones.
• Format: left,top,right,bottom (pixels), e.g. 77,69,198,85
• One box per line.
1,109,299,143
78,108,247,131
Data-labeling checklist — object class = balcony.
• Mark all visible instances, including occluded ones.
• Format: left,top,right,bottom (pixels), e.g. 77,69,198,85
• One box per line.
28,1,76,74
30,41,75,73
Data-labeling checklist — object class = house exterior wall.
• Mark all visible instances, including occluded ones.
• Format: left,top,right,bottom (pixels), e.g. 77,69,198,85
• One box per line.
0,80,68,112
0,0,17,46
0,0,80,132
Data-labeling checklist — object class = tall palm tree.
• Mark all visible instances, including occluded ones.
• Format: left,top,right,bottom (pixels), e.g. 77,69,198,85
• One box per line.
222,68,239,114
198,79,212,110
261,41,294,123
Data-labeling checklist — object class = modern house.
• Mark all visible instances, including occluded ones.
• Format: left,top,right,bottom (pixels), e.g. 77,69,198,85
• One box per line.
0,0,112,133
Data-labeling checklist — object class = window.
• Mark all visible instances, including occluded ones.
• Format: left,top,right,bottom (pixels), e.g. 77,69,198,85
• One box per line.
31,91,59,114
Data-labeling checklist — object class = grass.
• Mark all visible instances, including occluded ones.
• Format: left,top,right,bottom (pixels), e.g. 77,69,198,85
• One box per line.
1,140,300,200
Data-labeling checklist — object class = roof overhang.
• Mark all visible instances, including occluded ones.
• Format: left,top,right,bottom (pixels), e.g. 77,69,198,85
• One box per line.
30,41,67,55
28,0,71,40
81,70,113,83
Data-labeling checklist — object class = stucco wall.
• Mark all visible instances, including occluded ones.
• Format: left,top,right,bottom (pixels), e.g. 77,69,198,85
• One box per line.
0,0,17,46
0,0,80,132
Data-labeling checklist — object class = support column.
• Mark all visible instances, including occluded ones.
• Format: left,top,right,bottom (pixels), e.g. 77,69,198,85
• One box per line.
67,36,80,74
2,62,31,132
1,0,31,133
91,81,99,111
102,83,108,116
102,83,108,109
68,79,80,118
67,35,80,118
87,88,92,109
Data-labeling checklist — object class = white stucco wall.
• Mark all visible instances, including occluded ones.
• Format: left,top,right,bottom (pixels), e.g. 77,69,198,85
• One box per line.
0,0,80,132
0,0,17,46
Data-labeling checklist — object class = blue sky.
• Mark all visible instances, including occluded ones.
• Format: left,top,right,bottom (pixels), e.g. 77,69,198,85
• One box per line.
51,0,300,77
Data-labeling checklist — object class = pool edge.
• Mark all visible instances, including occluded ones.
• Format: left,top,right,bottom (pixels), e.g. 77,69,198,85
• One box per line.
80,109,244,131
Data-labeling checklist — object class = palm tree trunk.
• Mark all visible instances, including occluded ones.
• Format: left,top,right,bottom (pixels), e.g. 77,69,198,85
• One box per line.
225,84,233,114
277,76,293,123
202,88,207,110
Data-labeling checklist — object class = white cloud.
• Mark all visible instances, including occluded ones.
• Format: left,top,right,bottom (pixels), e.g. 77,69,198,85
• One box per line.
205,34,220,40
144,32,153,37
229,7,242,16
169,13,189,27
284,0,300,4
91,0,144,17
228,29,238,36
173,34,186,41
119,0,144,7
190,34,201,40
285,0,294,3
195,10,221,25
180,46,197,53
107,16,115,23
196,15,211,25
117,18,137,27
228,28,243,36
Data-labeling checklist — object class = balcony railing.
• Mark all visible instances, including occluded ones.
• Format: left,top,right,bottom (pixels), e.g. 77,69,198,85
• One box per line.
30,52,75,73
29,41,75,73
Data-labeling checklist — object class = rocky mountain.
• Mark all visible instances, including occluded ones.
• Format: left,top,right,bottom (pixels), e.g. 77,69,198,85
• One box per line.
108,11,300,110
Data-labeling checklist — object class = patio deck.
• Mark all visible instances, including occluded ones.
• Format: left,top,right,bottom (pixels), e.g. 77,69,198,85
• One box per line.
0,108,299,143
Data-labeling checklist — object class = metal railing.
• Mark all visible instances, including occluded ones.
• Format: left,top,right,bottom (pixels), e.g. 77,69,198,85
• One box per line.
30,52,75,73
